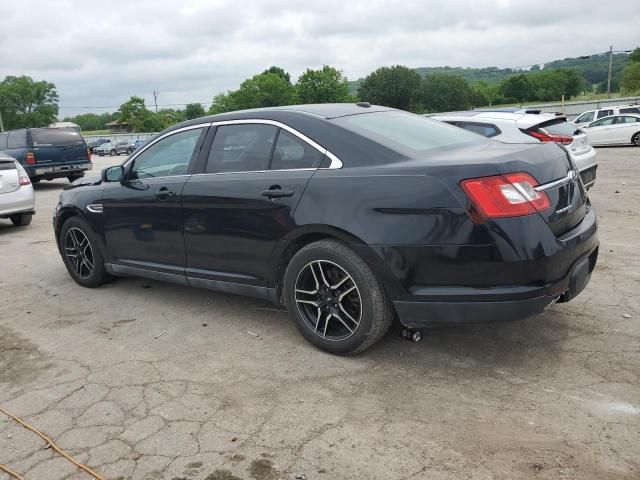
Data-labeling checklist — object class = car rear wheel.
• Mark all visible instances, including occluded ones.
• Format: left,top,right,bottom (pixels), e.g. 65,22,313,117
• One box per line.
110,149,116,156
59,217,110,288
632,132,640,147
10,213,32,226
283,239,394,355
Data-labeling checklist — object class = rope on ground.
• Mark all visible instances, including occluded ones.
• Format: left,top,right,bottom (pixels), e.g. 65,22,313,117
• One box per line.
0,463,25,480
0,405,105,480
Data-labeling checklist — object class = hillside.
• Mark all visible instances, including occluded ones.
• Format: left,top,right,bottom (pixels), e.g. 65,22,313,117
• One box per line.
348,52,630,94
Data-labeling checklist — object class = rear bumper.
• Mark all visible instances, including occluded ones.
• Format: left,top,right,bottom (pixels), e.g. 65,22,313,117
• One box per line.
394,245,598,327
0,185,35,217
569,147,597,188
26,162,92,179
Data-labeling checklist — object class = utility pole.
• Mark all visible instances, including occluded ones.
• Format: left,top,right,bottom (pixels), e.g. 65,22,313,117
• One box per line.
607,45,613,99
152,90,159,113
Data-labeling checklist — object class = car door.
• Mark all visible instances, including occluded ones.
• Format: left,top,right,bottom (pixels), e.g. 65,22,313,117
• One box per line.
584,117,615,145
614,116,640,144
102,125,208,277
181,121,324,293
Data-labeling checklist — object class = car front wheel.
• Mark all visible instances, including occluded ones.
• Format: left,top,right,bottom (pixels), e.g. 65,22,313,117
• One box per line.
110,150,116,156
283,239,394,355
59,217,110,288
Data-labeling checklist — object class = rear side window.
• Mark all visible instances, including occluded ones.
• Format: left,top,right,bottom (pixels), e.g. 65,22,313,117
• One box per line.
575,112,594,123
31,128,84,146
620,107,640,114
618,116,640,123
0,133,7,149
271,130,323,170
458,122,501,138
332,111,484,156
597,110,613,119
7,130,27,148
206,124,277,173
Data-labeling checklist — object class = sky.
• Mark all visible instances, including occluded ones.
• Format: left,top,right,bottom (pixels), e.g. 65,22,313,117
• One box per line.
1,0,638,118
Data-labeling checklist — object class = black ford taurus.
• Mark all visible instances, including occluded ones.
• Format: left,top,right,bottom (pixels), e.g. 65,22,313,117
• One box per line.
53,104,598,354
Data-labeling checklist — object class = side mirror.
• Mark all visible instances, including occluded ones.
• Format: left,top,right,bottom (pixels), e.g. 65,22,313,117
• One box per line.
102,165,124,182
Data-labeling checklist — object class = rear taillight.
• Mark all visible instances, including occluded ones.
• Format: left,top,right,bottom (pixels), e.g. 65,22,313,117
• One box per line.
16,163,31,186
87,148,92,161
460,172,550,221
527,130,573,145
25,151,36,165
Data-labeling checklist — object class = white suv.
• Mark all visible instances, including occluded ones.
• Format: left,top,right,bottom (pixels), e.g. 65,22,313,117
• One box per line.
573,105,640,127
432,111,598,189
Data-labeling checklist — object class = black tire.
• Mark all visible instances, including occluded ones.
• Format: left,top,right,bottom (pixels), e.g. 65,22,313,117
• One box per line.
283,239,394,355
632,132,640,147
110,149,116,156
31,177,41,184
10,213,32,226
67,173,84,183
59,217,110,288
128,147,134,154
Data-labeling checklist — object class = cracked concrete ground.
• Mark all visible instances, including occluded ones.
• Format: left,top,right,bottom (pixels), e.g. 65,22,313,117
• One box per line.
1,148,639,480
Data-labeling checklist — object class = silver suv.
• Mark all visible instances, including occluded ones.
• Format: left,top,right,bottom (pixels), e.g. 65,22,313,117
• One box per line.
573,105,640,127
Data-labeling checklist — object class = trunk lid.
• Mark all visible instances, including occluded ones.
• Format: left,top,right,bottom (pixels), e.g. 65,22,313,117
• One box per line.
0,158,20,194
29,128,88,165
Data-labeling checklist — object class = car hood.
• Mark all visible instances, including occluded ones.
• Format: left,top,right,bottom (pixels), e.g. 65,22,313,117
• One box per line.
63,174,102,190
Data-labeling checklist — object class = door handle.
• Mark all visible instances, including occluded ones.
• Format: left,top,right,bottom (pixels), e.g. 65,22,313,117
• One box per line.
156,187,176,200
261,188,294,199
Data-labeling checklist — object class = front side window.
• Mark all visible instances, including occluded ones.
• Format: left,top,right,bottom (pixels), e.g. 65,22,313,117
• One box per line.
130,127,203,179
206,124,277,173
271,130,323,170
575,112,594,123
590,117,615,127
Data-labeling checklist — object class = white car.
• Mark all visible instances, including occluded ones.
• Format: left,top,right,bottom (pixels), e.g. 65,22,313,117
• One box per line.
432,111,598,188
573,105,640,128
581,114,640,147
0,152,35,226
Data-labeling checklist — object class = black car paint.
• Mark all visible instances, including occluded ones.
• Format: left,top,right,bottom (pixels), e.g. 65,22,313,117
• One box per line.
54,105,598,328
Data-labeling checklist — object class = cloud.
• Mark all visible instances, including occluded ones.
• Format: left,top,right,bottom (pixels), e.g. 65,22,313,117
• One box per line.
0,0,638,118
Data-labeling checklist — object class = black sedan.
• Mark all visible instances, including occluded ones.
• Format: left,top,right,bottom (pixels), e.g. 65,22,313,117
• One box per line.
53,104,598,354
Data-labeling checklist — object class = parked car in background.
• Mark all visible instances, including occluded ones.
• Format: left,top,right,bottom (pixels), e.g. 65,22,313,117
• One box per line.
432,111,598,188
53,104,598,354
573,105,640,127
0,152,35,226
0,128,92,183
581,114,640,147
94,141,130,156
128,139,145,153
87,138,111,153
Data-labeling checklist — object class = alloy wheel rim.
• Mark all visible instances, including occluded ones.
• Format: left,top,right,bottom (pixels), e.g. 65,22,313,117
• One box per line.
64,227,94,279
634,134,640,146
294,260,362,341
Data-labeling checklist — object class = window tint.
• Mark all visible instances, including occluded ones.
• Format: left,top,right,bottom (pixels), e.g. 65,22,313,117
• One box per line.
206,124,277,173
459,122,500,138
333,111,484,156
597,110,613,119
0,133,7,149
620,107,640,114
271,130,323,170
575,112,594,123
7,130,27,149
131,128,203,179
590,117,615,127
31,128,84,146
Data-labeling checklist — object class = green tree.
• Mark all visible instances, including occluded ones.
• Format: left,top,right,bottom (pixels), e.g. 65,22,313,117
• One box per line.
296,66,353,104
262,66,292,84
629,47,640,63
208,92,238,115
0,75,59,129
118,96,154,132
621,62,640,94
184,103,205,120
421,73,472,112
470,81,501,106
500,74,535,102
231,72,298,110
357,65,422,111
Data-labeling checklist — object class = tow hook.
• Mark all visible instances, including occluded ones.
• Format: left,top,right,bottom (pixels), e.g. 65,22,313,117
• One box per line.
401,328,422,343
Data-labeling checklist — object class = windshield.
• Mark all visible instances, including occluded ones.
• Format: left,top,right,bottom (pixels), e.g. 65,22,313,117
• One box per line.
332,111,486,156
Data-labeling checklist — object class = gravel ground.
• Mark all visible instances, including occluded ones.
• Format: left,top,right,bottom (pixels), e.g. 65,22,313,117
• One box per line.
1,148,638,480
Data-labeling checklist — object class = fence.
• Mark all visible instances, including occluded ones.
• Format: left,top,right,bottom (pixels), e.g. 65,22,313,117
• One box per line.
82,132,157,143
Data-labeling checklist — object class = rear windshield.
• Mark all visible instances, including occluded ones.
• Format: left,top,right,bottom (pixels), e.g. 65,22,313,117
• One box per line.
538,119,579,137
31,128,85,147
332,111,485,155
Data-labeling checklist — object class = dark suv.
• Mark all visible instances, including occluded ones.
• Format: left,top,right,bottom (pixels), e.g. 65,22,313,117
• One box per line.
0,128,92,183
